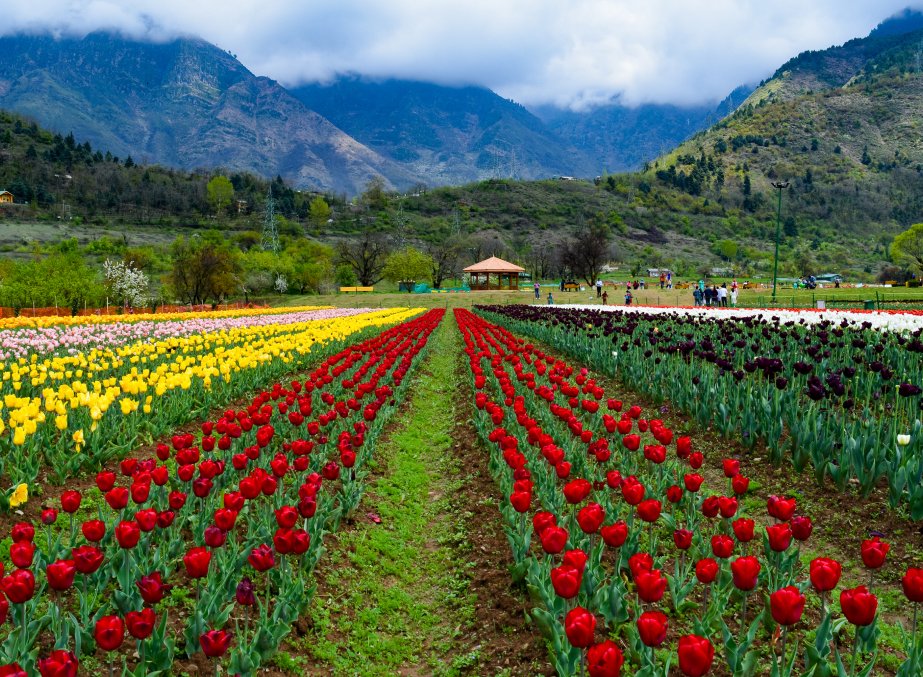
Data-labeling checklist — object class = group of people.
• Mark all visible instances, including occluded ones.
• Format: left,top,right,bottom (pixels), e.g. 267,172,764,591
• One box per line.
692,279,738,307
658,271,673,289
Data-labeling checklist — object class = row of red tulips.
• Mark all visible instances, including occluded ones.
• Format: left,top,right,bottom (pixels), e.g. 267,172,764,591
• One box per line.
0,309,444,675
455,308,922,676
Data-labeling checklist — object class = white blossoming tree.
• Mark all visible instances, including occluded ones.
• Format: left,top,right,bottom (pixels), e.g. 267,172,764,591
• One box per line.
103,259,150,310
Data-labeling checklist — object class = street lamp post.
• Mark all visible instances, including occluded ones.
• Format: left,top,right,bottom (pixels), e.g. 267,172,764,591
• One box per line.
771,181,789,303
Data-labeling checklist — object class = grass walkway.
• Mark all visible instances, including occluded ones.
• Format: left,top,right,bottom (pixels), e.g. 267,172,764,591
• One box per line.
296,315,481,676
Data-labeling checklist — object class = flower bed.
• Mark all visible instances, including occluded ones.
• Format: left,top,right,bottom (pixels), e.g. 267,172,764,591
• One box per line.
455,308,921,676
0,309,444,674
477,304,923,517
0,307,422,490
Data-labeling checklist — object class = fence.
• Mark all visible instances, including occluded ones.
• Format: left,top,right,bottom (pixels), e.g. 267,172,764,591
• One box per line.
744,292,923,311
0,302,268,319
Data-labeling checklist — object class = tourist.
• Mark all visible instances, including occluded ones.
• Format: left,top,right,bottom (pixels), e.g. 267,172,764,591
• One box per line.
693,287,703,307
625,290,633,305
667,271,672,288
534,282,540,300
731,285,739,307
718,283,728,307
560,279,565,292
596,279,603,297
698,279,705,294
547,292,554,305
633,280,639,291
660,272,665,289
602,290,608,305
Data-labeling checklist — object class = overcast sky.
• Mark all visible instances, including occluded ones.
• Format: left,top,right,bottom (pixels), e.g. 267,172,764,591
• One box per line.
2,1,915,109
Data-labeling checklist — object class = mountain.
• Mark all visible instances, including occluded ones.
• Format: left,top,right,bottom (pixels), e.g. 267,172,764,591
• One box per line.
289,77,596,185
0,32,415,194
533,85,755,174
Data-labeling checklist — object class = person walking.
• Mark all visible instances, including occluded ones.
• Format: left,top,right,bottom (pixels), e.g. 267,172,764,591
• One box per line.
693,287,703,307
534,282,541,300
718,283,728,307
659,272,665,289
560,279,565,292
602,290,608,305
625,289,633,305
730,285,739,307
698,279,705,294
667,272,672,288
547,292,554,305
596,279,603,298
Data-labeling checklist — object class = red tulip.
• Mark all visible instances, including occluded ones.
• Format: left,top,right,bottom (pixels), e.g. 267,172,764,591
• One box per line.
809,557,842,593
636,499,661,523
601,522,628,548
274,506,298,529
770,586,806,626
689,451,704,469
37,650,78,677
509,491,530,513
621,478,645,505
673,529,693,551
732,518,755,543
767,495,797,521
248,544,275,572
199,629,233,657
903,568,923,603
10,523,34,543
60,491,81,514
722,458,740,478
791,516,813,542
677,634,714,677
700,496,720,518
563,479,592,504
115,521,141,549
710,534,734,559
105,487,129,511
635,569,667,603
204,526,227,549
120,607,154,642
577,503,605,534
136,572,171,605
628,552,653,578
766,523,792,552
0,596,8,625
718,496,738,519
840,586,878,626
96,471,116,492
1,570,34,604
135,509,157,532
532,512,556,535
563,549,588,572
10,542,34,569
586,640,624,677
564,606,596,648
94,615,124,651
46,559,76,591
666,485,683,503
183,547,211,579
0,662,27,677
539,526,568,554
860,537,889,570
695,558,719,584
731,556,760,591
731,474,750,495
637,610,668,647
40,509,57,526
683,474,704,492
551,564,582,599
81,520,105,542
71,546,104,575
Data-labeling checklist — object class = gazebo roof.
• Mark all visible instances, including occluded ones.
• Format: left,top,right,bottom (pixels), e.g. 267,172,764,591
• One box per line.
463,256,525,273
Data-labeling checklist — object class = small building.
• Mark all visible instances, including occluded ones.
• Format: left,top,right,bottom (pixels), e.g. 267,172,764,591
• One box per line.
463,256,525,291
0,191,12,204
647,268,673,277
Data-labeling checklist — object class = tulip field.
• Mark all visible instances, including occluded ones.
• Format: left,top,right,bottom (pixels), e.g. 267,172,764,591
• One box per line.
0,299,922,675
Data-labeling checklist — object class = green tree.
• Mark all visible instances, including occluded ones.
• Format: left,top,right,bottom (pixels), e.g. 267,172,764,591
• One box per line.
382,247,433,289
890,223,923,274
308,197,332,229
206,176,235,216
169,233,241,305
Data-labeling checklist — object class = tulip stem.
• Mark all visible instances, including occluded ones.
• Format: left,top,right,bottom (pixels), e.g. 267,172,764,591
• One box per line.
780,625,788,674
913,604,919,656
740,592,747,640
850,625,860,677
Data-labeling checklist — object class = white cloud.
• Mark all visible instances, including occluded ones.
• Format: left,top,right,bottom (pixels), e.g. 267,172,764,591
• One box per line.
0,0,915,108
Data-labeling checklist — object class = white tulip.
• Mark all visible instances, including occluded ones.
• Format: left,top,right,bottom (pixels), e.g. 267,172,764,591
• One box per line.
898,434,912,446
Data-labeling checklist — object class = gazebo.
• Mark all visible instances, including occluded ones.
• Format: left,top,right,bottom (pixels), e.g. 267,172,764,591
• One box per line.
463,256,525,291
